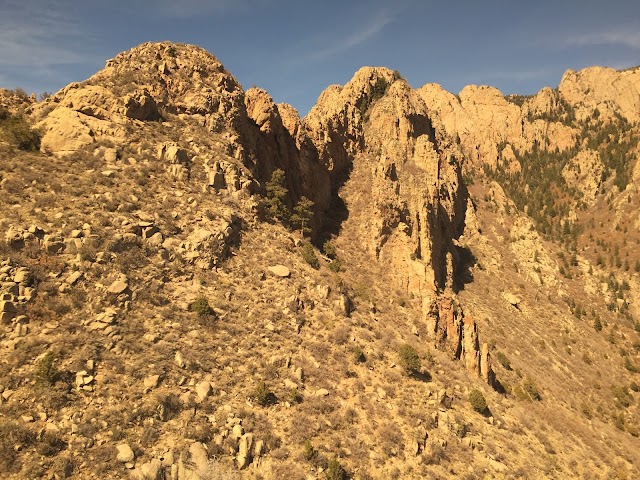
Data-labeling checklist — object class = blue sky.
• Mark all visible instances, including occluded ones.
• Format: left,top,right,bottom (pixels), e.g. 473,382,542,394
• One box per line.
1,0,639,115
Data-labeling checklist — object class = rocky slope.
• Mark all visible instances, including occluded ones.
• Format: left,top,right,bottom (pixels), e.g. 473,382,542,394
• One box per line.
0,42,639,479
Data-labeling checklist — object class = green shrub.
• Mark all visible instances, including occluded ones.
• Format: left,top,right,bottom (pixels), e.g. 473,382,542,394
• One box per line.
35,351,58,385
323,241,338,259
353,346,366,363
189,296,214,316
328,258,343,272
253,382,276,407
301,242,319,269
593,316,603,332
398,344,421,373
514,377,541,401
495,351,512,370
288,388,303,404
325,458,347,480
468,389,488,413
302,440,317,462
0,112,41,151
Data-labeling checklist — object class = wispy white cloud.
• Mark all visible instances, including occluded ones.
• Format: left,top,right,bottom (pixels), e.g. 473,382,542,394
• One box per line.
0,0,91,67
566,27,640,49
308,9,395,61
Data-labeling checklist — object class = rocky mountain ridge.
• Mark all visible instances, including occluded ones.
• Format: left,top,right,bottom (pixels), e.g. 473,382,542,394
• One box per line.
0,42,639,479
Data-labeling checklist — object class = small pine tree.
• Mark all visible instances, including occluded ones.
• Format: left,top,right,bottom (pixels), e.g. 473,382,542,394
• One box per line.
263,169,289,222
291,196,314,237
594,316,603,332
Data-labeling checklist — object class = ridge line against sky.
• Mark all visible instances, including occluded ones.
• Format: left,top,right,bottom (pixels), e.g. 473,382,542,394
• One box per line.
1,0,639,115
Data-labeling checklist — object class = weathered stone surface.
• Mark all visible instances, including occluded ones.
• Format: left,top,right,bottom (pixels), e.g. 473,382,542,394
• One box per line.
107,280,128,295
65,271,83,286
267,265,290,278
237,432,254,469
503,292,520,307
144,375,160,391
116,443,135,463
196,381,212,400
124,89,160,120
13,268,29,283
174,351,186,368
188,442,209,475
231,424,244,439
562,149,604,205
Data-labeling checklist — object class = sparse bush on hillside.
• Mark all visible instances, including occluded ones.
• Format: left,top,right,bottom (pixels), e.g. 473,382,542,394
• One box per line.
35,351,58,385
323,240,343,271
468,389,488,413
189,296,214,316
153,392,183,422
302,440,317,462
301,242,319,269
253,382,276,407
514,377,542,401
0,421,35,472
288,388,303,405
593,316,603,332
353,345,366,363
580,401,593,419
612,385,633,409
398,344,421,374
0,110,41,151
323,240,337,259
324,458,348,480
36,431,67,456
494,351,512,370
328,257,343,272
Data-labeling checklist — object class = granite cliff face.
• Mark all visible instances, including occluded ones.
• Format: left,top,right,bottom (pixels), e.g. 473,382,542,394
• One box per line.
32,43,493,381
299,67,491,379
419,65,640,172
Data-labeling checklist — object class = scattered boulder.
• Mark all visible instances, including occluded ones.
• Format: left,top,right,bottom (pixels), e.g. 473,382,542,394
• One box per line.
174,351,186,368
237,432,254,469
143,375,160,392
268,265,290,278
196,381,212,401
116,443,135,463
107,280,129,295
503,292,521,308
